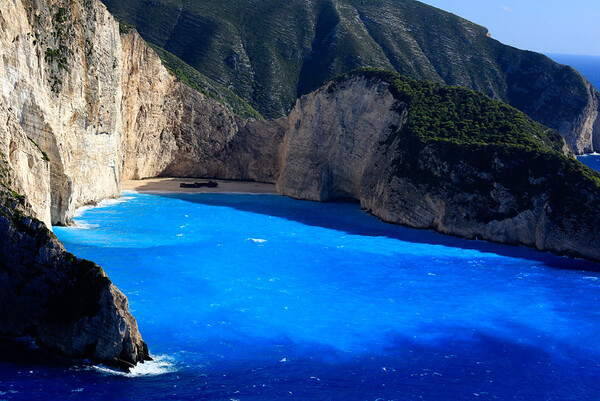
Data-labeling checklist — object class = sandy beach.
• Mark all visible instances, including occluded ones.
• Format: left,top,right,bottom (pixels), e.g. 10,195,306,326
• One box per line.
122,177,278,194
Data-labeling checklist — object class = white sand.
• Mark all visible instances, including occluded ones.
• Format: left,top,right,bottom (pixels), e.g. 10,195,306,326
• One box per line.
122,178,277,194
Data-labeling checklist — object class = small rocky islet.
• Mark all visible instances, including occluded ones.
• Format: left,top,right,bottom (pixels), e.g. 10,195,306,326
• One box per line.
1,0,600,370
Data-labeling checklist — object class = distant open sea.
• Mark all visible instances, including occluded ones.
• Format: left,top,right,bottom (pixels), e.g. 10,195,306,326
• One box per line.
547,53,600,89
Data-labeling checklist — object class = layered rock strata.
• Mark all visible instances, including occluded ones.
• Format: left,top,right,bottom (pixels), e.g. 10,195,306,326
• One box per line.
0,0,283,367
120,32,286,183
0,0,124,225
3,0,600,370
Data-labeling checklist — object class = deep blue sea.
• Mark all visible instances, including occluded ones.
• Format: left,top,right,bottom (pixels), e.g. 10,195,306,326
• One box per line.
578,154,600,170
547,53,600,89
2,184,600,400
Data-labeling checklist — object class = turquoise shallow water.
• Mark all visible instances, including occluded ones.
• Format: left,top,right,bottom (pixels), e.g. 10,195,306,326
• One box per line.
1,189,599,400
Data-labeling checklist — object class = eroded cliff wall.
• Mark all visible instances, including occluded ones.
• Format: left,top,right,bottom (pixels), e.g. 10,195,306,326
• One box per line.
1,0,284,225
0,187,149,368
277,75,600,262
120,32,285,183
99,0,600,155
0,103,51,227
0,0,285,366
0,0,125,225
0,0,167,367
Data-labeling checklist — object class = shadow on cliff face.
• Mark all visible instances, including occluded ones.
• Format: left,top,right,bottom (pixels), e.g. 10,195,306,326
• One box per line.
153,193,600,272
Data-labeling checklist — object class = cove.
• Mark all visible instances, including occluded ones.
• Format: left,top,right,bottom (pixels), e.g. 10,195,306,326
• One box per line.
2,190,600,400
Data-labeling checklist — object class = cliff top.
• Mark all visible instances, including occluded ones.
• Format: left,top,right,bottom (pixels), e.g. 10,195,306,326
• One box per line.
350,69,600,191
334,69,567,154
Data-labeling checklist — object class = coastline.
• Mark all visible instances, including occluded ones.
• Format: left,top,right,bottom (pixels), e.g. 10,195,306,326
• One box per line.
122,178,278,194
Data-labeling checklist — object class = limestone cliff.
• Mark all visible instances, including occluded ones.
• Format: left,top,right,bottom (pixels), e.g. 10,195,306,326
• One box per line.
0,0,281,367
0,104,51,227
0,189,150,369
1,0,283,223
0,0,125,226
3,0,600,371
277,72,600,262
120,32,285,183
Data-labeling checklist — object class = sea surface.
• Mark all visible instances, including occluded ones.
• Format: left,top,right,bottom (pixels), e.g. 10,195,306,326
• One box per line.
1,187,600,400
547,53,600,89
578,153,600,171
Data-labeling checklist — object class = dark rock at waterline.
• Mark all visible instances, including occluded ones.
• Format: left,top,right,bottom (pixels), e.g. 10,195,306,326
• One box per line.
0,188,150,369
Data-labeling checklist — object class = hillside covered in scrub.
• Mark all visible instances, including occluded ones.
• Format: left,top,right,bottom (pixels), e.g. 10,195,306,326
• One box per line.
101,0,600,153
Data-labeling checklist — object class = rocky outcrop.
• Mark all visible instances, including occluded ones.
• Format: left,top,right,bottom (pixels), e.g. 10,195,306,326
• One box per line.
0,189,149,369
278,78,403,201
1,0,284,223
277,73,600,262
0,104,51,227
0,0,282,367
0,0,153,368
3,0,600,370
496,49,600,154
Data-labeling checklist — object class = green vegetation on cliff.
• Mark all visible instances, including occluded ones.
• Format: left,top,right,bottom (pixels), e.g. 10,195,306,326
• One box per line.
146,44,261,119
339,69,566,153
336,70,600,226
100,0,598,143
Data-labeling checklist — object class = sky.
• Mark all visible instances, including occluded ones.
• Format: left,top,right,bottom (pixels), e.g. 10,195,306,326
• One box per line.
419,0,600,56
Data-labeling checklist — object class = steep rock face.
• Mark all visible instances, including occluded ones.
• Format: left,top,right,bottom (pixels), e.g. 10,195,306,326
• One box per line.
100,0,600,153
496,49,600,154
0,189,149,368
119,31,178,180
0,0,284,222
278,78,405,201
120,32,286,183
0,0,282,366
0,0,125,225
277,74,600,261
0,103,51,227
0,0,152,367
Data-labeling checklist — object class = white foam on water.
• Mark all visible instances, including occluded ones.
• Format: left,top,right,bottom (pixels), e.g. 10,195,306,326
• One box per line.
74,196,134,218
91,355,177,378
248,238,267,244
73,205,94,218
96,196,134,208
73,220,99,230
